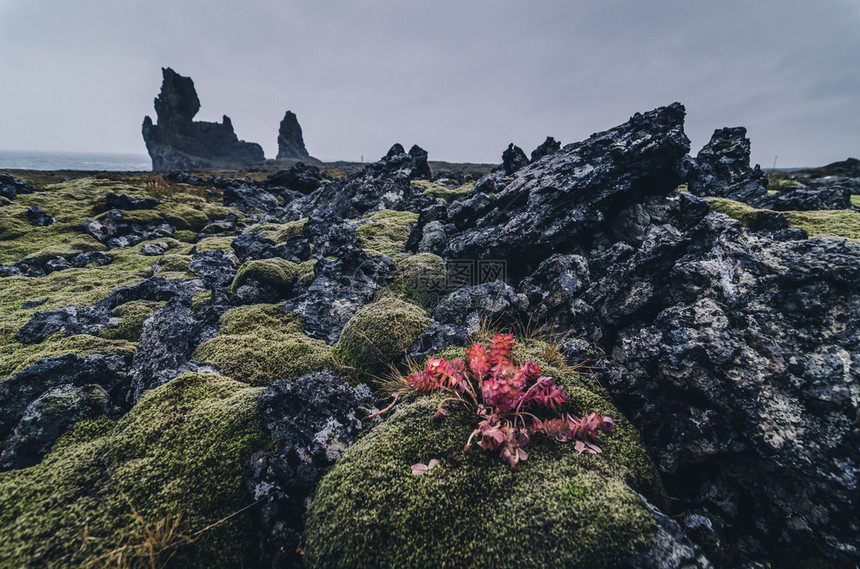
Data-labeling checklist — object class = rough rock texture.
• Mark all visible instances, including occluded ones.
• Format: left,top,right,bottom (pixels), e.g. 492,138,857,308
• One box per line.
246,370,376,567
0,173,34,200
103,192,161,211
0,353,131,471
128,296,220,402
500,142,530,174
685,127,769,204
419,103,691,280
530,136,562,162
25,206,53,226
276,110,310,160
141,67,265,170
264,162,329,194
296,143,435,219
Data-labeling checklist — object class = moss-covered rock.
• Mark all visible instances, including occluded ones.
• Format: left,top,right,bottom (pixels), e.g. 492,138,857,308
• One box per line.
411,179,476,202
101,300,166,342
706,197,860,242
218,303,305,337
0,334,136,379
304,342,664,569
356,209,419,258
192,303,330,385
390,253,448,307
334,297,431,383
0,373,266,568
230,258,301,294
193,333,331,386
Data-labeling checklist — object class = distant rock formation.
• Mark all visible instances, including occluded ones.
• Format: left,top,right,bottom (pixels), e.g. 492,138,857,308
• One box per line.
276,111,310,160
141,68,265,171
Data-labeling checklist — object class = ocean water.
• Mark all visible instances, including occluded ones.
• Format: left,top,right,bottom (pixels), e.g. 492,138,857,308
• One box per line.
0,150,150,171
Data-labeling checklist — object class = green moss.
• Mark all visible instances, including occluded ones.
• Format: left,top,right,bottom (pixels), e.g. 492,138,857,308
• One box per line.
356,209,419,259
192,303,327,385
304,350,661,569
153,253,192,275
782,210,860,241
193,333,332,386
160,203,209,231
191,290,213,311
101,300,165,342
0,334,136,379
230,258,300,294
174,229,197,242
706,197,860,242
389,253,447,307
196,236,235,252
334,297,431,384
218,303,305,337
0,373,266,568
850,195,860,208
254,218,308,243
411,179,476,202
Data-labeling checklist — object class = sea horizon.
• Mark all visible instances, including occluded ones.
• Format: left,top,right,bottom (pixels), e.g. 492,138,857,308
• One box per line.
0,149,150,172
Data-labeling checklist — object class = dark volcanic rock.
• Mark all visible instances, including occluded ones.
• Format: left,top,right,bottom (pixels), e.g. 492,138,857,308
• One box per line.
296,143,436,219
0,384,117,471
103,193,161,211
25,206,53,226
500,143,529,175
0,173,34,200
141,67,265,171
434,103,690,280
590,221,860,564
0,353,131,471
764,184,853,211
264,163,329,194
223,183,282,216
685,127,769,203
530,136,562,162
246,370,376,568
80,209,173,249
284,222,394,343
16,306,82,344
128,296,219,402
276,110,310,160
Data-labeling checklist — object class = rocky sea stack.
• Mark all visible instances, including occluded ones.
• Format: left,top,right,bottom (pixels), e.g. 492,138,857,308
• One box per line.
142,68,265,171
277,110,311,160
2,102,859,568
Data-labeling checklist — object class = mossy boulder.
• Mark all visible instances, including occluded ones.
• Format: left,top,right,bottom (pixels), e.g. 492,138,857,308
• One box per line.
0,373,266,568
304,341,664,569
101,300,166,342
390,253,448,307
356,209,419,258
230,257,310,295
0,334,137,379
334,297,431,383
192,303,331,385
193,333,331,386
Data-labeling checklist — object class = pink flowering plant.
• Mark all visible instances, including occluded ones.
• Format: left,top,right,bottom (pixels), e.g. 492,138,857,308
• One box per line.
405,332,615,470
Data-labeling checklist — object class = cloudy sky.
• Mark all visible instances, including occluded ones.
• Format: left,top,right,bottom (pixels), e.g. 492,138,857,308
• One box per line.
0,0,858,167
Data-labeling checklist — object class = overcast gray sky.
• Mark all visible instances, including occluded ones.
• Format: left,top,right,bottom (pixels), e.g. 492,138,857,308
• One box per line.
0,0,858,167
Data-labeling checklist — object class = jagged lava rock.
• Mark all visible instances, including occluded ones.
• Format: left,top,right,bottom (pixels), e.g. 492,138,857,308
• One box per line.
685,126,769,203
276,110,310,160
142,67,265,170
247,370,376,567
434,103,690,278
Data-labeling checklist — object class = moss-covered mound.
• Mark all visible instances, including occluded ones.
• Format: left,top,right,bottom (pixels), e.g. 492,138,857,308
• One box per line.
334,297,431,383
390,253,448,307
101,300,166,342
230,258,315,295
192,303,331,385
0,334,137,378
0,373,266,568
706,197,860,242
410,179,476,202
304,341,664,569
356,209,419,258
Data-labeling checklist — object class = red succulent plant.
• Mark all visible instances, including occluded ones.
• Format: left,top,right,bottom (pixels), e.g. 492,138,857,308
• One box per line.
406,333,615,469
